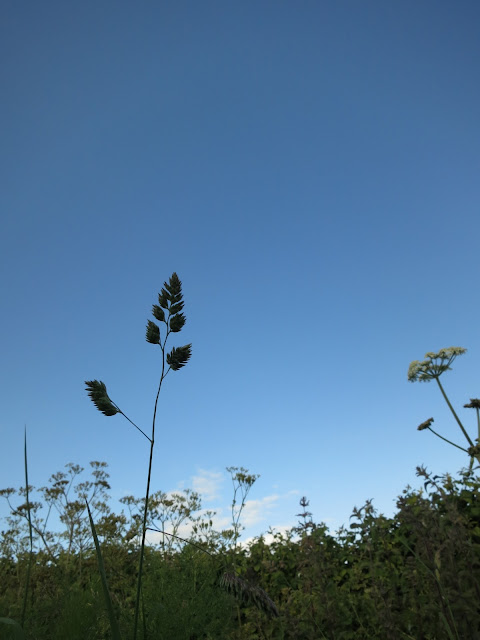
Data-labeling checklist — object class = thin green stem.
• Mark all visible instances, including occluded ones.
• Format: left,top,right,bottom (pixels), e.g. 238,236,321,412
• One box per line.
435,378,474,448
19,515,58,565
114,406,151,442
146,527,215,558
470,407,480,472
6,486,57,563
398,535,460,640
426,427,469,453
133,330,168,640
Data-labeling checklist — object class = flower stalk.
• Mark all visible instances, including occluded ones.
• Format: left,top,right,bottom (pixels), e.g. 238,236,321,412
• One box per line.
85,272,192,640
408,347,480,468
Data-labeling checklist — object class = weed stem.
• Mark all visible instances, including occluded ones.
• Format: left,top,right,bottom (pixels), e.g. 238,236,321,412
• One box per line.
435,378,474,448
119,411,151,442
426,427,469,453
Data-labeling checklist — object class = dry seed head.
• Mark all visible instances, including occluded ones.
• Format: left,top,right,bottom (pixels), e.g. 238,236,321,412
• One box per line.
464,398,480,409
417,417,434,431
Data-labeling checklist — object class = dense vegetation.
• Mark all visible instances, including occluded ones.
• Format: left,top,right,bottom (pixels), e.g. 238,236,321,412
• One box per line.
1,461,480,639
2,276,479,638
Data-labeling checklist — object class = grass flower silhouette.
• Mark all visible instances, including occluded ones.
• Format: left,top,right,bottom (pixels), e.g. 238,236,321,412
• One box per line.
85,272,192,640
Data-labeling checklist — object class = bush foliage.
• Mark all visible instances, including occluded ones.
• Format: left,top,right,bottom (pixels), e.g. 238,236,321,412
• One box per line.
1,462,480,639
3,278,480,639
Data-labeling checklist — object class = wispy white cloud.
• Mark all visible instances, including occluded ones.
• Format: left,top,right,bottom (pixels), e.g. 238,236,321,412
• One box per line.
241,494,280,527
242,524,295,547
191,469,224,501
142,480,301,548
145,508,232,547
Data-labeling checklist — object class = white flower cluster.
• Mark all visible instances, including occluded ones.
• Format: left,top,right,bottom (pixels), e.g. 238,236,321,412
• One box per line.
408,347,466,383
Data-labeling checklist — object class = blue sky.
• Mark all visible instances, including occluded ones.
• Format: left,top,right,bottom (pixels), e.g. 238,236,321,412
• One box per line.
1,1,480,545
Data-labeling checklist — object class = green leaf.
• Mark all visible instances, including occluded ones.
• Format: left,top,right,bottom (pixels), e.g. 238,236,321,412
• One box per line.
152,304,165,322
169,313,186,333
166,344,192,370
219,572,279,618
85,380,119,416
86,501,123,640
145,320,160,344
0,618,25,640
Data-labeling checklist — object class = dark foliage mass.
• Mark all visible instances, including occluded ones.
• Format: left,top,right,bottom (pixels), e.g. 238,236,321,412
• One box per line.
1,462,480,639
5,295,480,640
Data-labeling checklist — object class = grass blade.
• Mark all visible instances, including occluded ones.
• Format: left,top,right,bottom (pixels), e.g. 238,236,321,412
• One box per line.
86,500,123,640
21,427,33,631
0,617,26,640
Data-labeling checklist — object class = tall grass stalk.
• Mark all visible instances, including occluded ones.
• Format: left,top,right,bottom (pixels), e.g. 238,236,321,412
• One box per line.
86,272,192,640
0,617,25,640
0,428,32,640
21,427,33,631
86,501,122,640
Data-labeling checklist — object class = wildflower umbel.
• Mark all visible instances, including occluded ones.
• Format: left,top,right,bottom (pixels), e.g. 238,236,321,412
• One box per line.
408,347,467,383
408,346,480,469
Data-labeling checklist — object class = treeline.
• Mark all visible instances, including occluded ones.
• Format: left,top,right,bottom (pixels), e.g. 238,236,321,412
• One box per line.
1,462,480,639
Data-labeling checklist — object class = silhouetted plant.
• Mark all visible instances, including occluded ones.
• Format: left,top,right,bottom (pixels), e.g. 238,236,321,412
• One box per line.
5,342,480,638
408,346,480,468
2,460,480,638
86,272,192,639
294,496,314,535
226,466,259,556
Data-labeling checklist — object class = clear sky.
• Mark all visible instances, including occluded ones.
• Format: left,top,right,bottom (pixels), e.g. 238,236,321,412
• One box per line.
1,1,480,545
